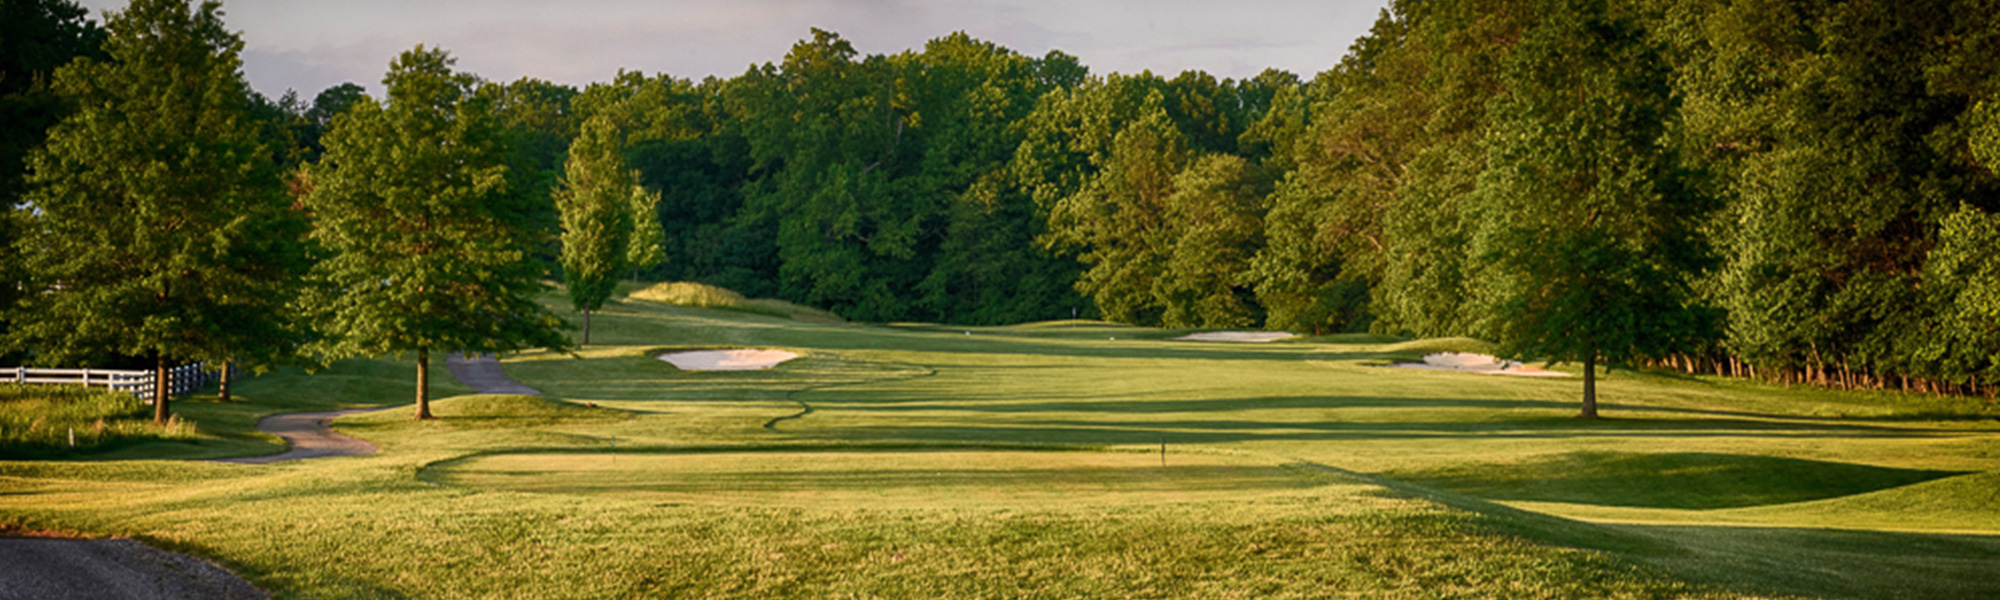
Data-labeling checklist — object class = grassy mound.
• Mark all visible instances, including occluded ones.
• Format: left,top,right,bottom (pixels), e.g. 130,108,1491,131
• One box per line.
628,281,843,323
0,384,196,458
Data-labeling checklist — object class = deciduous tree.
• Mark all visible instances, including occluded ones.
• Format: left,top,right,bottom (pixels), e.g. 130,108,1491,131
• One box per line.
303,46,568,419
1472,0,1716,418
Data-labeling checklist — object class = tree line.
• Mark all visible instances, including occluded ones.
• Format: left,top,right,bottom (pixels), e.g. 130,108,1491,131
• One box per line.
3,0,1998,421
544,0,2000,403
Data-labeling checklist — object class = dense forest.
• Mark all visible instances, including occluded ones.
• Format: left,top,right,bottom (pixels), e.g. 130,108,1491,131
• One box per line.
3,0,1998,399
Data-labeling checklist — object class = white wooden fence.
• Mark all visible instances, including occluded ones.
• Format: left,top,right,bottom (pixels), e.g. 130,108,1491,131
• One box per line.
0,363,215,404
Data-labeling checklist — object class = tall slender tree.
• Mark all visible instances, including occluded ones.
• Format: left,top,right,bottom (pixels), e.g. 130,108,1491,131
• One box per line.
303,46,568,419
556,114,634,345
10,0,304,425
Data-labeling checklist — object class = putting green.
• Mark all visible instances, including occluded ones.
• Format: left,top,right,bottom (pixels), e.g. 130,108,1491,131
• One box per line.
430,449,1335,509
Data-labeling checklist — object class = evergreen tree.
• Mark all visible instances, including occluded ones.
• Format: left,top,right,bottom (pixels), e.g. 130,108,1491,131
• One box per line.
303,46,568,420
10,0,303,425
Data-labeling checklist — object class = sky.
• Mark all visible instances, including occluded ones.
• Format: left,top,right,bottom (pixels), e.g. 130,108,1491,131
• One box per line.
76,0,1393,99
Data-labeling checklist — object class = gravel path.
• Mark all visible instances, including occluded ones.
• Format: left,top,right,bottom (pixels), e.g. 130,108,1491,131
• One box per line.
0,537,264,600
446,352,541,395
212,408,383,465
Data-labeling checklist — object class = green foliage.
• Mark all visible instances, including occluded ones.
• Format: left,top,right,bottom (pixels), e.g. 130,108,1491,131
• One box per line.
0,0,103,208
1674,0,1991,384
1024,73,1290,328
482,77,581,263
1973,100,2000,172
556,114,634,315
9,0,305,387
0,384,195,458
625,183,667,273
1919,205,2000,384
0,0,104,362
301,46,569,373
1365,0,1530,338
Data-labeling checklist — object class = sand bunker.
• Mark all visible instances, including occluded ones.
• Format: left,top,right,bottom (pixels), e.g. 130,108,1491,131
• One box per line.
1387,352,1569,377
657,349,799,371
1173,331,1297,343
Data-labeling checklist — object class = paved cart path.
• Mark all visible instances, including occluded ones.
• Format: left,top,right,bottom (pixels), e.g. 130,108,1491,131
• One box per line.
446,352,541,395
212,408,383,465
0,536,264,600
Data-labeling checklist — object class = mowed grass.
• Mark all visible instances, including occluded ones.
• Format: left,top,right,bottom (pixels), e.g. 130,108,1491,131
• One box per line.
1,286,1996,598
430,449,1327,509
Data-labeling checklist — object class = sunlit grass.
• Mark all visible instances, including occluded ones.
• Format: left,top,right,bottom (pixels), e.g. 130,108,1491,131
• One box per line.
429,448,1331,509
1,284,1997,598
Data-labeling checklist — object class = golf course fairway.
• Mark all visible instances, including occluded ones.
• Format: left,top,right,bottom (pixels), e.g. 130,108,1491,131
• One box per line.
3,287,1997,599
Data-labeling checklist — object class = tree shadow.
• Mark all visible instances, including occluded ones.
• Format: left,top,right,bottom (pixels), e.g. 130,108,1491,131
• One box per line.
1387,451,1967,509
1608,522,2000,600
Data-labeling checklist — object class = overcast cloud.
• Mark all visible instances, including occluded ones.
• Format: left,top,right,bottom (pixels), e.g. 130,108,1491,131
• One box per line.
75,0,1391,99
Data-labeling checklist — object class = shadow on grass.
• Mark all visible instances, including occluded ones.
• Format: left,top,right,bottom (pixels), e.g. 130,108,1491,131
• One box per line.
1388,451,1967,509
1610,522,2000,600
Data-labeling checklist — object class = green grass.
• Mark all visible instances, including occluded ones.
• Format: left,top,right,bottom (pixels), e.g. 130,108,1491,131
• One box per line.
3,285,1998,598
428,448,1327,509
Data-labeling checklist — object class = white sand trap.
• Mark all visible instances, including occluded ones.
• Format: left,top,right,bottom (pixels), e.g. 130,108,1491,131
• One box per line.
657,349,799,371
1173,331,1297,343
1387,352,1570,377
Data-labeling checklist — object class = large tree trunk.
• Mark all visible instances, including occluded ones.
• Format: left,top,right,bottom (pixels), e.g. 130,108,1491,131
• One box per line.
1579,352,1599,419
153,355,170,427
218,360,232,402
415,348,433,420
583,308,592,346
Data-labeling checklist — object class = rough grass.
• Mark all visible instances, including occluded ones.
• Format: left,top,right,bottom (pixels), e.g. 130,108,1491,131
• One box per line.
2,286,1997,599
0,384,197,458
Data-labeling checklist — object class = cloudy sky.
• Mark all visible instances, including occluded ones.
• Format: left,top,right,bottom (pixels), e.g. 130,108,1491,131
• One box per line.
76,0,1392,99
